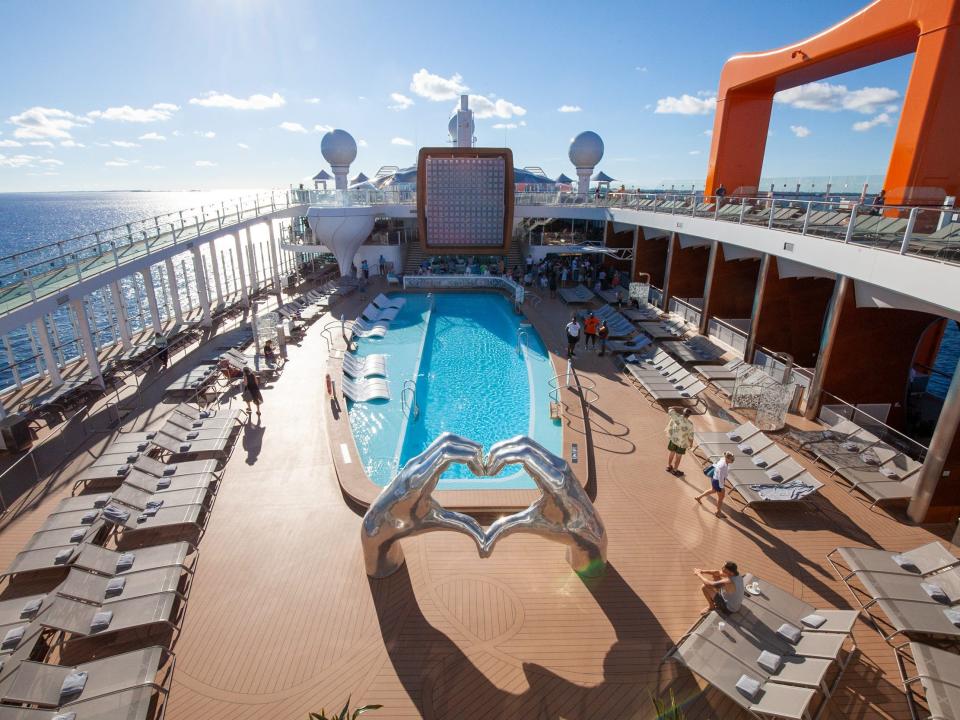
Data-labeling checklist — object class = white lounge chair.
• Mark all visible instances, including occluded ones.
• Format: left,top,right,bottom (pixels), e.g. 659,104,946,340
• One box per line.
342,353,388,378
373,293,405,310
349,318,389,339
361,303,400,322
341,377,390,402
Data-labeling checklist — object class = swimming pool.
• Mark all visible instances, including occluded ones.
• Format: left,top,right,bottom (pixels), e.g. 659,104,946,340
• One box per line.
348,292,561,490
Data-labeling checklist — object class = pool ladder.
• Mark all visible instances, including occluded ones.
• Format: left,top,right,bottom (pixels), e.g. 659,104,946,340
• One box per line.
516,328,528,356
401,379,420,420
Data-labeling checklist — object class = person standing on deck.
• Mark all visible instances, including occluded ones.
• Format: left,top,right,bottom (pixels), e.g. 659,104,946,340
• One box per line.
565,316,581,358
583,311,599,349
664,407,694,475
597,320,609,356
695,451,734,517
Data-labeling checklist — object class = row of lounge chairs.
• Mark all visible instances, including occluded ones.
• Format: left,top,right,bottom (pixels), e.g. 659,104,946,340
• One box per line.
826,541,960,720
0,402,244,719
694,421,824,509
347,293,405,340
666,574,857,720
796,416,923,511
623,349,707,406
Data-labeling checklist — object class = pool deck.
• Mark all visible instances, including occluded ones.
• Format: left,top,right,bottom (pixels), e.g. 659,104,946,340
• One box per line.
0,276,956,719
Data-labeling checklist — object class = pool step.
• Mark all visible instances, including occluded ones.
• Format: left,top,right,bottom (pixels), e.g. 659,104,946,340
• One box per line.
550,401,563,420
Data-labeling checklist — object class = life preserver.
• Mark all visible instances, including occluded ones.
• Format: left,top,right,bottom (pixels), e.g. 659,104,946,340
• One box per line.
325,374,333,396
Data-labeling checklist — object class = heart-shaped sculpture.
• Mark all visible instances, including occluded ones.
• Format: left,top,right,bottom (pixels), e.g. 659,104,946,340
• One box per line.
361,433,607,578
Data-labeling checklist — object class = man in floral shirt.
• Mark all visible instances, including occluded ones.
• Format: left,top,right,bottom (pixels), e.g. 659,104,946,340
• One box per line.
665,406,694,475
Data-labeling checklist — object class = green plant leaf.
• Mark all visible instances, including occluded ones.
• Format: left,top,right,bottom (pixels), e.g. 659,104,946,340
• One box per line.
338,696,351,720
353,705,383,718
309,712,325,720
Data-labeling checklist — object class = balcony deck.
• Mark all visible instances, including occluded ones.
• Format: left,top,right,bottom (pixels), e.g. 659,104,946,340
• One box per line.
0,278,955,719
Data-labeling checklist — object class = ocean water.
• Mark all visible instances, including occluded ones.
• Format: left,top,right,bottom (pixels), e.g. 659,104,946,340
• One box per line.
348,292,562,490
0,190,273,390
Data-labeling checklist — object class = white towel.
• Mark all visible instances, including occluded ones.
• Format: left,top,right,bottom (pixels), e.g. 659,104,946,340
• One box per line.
20,597,44,618
1,626,25,651
80,511,97,525
115,552,135,572
89,610,113,633
105,576,126,598
179,443,192,452
777,622,801,644
735,674,761,700
921,583,949,604
69,529,86,543
162,464,178,476
944,608,960,627
103,505,130,524
155,478,172,490
116,464,130,476
801,614,827,628
737,443,755,455
94,495,110,508
892,554,920,573
127,454,140,463
757,650,782,673
59,671,88,701
145,499,164,511
52,713,76,720
54,548,73,565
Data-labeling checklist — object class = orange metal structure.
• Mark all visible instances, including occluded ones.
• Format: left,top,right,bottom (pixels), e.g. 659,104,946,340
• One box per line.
705,0,960,205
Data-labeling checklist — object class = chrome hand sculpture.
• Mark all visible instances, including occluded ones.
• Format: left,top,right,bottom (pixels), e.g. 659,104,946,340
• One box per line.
361,432,487,577
361,433,607,578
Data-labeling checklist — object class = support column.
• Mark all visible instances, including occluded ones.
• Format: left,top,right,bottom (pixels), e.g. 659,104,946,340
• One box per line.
705,88,775,197
207,244,224,306
803,276,850,420
164,258,183,323
233,233,250,306
661,233,676,311
743,253,772,362
35,315,62,387
191,246,212,327
245,226,260,293
267,221,283,300
140,267,163,333
70,297,103,387
109,281,132,349
698,241,720,334
909,357,960,523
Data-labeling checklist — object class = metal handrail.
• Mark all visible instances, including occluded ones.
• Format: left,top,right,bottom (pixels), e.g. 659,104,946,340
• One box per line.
516,328,528,356
401,379,419,420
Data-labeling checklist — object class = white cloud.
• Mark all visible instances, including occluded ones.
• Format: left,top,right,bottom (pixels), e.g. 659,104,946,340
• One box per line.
189,91,285,110
884,104,899,113
39,158,63,166
0,153,40,168
111,140,140,147
313,124,334,133
654,94,717,115
492,122,518,129
60,140,85,148
195,160,217,167
703,129,713,137
391,137,413,146
195,131,216,139
29,141,54,147
171,130,182,137
9,106,92,139
688,150,701,155
139,132,165,141
463,95,526,119
774,82,899,114
305,98,321,105
635,66,648,72
87,103,179,122
104,158,134,167
145,165,164,170
358,139,368,147
237,142,249,149
558,105,582,113
409,68,468,101
388,92,414,111
0,139,23,147
852,112,893,132
279,122,308,133
789,125,811,138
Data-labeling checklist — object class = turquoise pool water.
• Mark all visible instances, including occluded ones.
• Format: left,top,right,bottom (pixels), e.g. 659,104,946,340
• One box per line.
348,292,561,490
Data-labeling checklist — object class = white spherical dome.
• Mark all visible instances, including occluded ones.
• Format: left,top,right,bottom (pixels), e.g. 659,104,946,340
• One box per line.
448,115,458,139
321,129,358,166
568,131,604,168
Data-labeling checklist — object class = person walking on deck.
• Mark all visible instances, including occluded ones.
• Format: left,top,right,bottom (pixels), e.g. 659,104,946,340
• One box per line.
695,451,734,517
242,366,264,417
665,407,694,475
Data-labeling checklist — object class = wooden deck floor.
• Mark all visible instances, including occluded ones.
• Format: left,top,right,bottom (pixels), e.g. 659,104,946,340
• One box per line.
0,280,955,719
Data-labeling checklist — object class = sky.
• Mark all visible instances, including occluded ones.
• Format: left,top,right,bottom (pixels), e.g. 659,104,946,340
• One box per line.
0,0,915,192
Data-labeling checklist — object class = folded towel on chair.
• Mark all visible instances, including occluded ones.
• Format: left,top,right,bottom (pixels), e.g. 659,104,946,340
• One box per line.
892,554,920,573
115,552,135,572
20,596,44,618
736,674,761,700
777,623,802,644
2,626,25,651
89,611,113,633
922,583,950,604
757,650,782,673
105,576,126,597
59,671,88,701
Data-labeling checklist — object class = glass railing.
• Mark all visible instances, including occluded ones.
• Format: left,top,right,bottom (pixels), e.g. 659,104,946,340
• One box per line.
668,296,702,327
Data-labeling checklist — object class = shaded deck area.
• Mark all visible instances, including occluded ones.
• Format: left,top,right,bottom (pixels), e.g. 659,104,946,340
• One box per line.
0,278,955,719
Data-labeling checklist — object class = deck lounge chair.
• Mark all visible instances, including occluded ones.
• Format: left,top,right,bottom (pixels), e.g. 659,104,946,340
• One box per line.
0,594,55,629
647,380,707,404
638,321,685,339
123,468,219,495
58,566,188,605
558,285,594,303
342,353,388,378
134,455,222,480
341,376,390,402
694,421,763,447
729,471,824,509
38,592,181,644
846,567,960,608
148,431,235,460
742,575,858,635
172,403,244,423
99,502,207,543
697,431,774,460
164,410,240,433
727,457,806,487
667,632,818,720
0,646,172,710
74,541,197,578
897,642,960,720
827,541,958,582
373,293,405,310
606,336,653,354
22,521,108,553
694,358,745,380
349,318,389,339
361,303,400,323
848,473,922,510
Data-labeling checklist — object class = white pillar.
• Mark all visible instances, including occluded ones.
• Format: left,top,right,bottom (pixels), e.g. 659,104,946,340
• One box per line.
245,226,260,292
140,267,163,333
35,315,62,387
233,233,250,305
164,258,183,323
109,281,133,349
70,297,103,387
267,221,283,300
576,168,593,198
191,246,212,327
208,243,224,305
